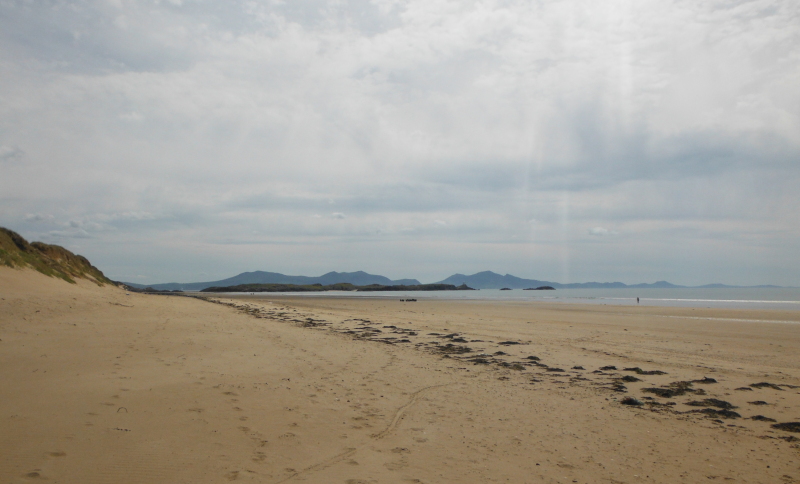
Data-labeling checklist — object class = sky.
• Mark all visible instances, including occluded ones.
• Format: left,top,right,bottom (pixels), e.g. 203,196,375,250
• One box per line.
1,0,799,286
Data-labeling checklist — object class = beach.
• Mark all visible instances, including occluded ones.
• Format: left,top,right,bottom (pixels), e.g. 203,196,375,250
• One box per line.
2,268,799,483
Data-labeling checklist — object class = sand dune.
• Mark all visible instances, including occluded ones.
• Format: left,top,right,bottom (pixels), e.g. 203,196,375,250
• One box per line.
2,267,799,483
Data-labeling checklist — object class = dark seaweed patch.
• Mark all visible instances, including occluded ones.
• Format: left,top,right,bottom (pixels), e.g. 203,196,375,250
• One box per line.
748,401,769,406
685,399,737,409
771,422,800,433
623,367,667,375
621,397,643,406
599,366,617,371
642,387,678,398
691,408,741,419
434,344,473,355
751,415,777,422
750,382,784,391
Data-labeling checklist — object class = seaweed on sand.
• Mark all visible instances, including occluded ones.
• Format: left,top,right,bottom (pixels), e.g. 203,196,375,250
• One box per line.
750,382,784,391
642,381,702,398
623,367,667,375
690,408,741,419
434,344,473,355
685,398,737,410
771,422,800,433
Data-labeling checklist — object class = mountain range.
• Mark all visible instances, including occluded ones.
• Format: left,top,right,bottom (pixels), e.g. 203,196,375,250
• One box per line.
122,270,782,291
122,270,422,291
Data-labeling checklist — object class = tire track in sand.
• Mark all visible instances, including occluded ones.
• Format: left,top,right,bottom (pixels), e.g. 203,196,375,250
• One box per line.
273,384,447,483
372,384,448,440
273,447,358,484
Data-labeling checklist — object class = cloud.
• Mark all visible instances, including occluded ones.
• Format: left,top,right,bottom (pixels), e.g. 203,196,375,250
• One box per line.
0,0,798,285
48,228,93,239
588,227,618,237
24,213,54,223
0,145,24,163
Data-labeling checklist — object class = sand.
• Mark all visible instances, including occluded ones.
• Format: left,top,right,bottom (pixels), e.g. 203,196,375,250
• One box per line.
1,268,799,483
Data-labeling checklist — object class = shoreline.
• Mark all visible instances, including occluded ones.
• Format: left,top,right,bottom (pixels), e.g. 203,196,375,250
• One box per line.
193,287,800,311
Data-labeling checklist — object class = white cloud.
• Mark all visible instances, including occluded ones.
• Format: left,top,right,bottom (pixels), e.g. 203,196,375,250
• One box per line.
0,0,798,285
0,145,24,163
24,213,54,223
588,227,618,237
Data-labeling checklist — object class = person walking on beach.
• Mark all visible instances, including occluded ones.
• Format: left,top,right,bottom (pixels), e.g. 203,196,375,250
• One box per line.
637,297,639,304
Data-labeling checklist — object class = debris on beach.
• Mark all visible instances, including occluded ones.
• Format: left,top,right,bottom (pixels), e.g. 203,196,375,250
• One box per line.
642,380,706,398
624,367,667,375
599,366,617,371
433,343,473,355
748,401,769,405
685,398,737,409
771,422,800,433
621,397,643,406
690,408,741,419
693,377,717,384
750,382,784,390
751,415,777,422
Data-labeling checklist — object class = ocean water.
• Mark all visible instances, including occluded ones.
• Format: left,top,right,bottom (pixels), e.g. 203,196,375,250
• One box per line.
221,287,800,311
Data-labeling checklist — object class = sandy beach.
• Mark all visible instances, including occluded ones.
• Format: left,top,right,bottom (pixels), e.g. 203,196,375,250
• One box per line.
2,268,799,483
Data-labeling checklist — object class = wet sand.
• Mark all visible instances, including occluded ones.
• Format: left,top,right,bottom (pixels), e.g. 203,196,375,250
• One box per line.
2,268,799,483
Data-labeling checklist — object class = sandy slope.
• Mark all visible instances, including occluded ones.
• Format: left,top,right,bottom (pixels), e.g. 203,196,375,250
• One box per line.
1,268,799,483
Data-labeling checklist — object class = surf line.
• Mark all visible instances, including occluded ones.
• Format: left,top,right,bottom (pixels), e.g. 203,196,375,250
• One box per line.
660,315,800,324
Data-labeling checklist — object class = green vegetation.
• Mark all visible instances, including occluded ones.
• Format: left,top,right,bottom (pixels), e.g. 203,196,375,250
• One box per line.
0,227,112,285
201,283,474,293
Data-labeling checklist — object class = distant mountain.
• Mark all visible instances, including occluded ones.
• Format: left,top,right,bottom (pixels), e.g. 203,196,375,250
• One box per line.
436,271,691,289
437,271,551,290
124,268,786,292
123,270,421,291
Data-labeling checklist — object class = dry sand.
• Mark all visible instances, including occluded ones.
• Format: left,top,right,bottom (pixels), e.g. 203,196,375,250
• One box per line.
1,268,799,483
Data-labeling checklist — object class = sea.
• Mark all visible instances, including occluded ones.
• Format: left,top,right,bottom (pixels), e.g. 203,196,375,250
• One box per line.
223,287,800,311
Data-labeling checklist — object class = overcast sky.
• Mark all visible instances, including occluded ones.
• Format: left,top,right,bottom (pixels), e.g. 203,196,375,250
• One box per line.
1,0,799,286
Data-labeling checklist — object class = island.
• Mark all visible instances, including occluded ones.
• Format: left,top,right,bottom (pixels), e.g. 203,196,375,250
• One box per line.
200,283,475,293
523,286,556,290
